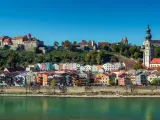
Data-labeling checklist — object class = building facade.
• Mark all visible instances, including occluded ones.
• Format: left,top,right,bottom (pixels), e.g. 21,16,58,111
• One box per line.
0,33,44,51
142,25,160,68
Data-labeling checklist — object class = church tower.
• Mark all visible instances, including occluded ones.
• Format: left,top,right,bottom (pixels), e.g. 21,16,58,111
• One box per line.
142,25,153,68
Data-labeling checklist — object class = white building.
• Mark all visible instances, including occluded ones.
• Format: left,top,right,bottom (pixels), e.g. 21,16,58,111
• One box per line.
102,62,124,71
84,65,92,71
142,25,160,68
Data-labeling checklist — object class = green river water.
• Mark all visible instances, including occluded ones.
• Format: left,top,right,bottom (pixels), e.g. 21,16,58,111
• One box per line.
0,97,159,120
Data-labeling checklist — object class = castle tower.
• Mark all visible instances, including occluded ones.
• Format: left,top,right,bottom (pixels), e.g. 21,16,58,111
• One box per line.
143,25,153,68
26,33,31,40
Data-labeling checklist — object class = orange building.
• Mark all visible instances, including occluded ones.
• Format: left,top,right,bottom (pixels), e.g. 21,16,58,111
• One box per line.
36,73,48,86
97,65,102,71
94,73,110,85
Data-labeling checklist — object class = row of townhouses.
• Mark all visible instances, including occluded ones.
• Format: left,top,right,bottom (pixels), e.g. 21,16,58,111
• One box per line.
26,62,125,72
0,68,158,87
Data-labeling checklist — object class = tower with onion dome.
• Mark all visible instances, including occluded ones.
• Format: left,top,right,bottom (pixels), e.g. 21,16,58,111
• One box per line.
142,25,154,68
145,25,152,40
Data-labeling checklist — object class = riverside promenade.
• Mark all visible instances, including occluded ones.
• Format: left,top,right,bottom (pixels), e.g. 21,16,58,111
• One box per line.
1,86,160,97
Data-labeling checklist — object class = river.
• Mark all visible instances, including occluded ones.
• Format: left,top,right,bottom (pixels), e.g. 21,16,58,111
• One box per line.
0,97,159,120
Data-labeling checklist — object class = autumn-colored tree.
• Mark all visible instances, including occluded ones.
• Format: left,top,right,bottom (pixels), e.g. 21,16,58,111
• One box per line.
133,62,143,70
62,40,71,49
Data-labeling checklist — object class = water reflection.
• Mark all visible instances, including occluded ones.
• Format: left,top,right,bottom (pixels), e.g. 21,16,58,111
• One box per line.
0,97,159,120
145,104,154,120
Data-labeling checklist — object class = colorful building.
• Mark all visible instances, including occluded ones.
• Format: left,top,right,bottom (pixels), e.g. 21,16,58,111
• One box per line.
35,73,48,86
118,73,131,86
135,71,147,85
94,73,110,85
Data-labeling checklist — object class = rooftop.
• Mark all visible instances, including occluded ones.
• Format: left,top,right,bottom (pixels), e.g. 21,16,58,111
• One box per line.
150,58,160,64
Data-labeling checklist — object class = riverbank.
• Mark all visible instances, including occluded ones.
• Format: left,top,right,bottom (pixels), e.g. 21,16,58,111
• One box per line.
1,93,160,98
1,86,160,98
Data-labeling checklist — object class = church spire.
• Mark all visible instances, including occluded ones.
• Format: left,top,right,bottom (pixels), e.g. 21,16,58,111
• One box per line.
145,25,152,40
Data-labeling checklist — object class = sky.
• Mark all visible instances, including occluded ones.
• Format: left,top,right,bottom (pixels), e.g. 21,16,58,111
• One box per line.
0,0,160,46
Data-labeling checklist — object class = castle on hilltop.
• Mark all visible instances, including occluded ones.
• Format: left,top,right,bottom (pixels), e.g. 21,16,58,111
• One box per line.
142,25,160,68
0,33,44,51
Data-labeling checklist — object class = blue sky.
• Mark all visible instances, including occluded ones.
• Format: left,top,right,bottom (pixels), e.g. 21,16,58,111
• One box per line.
0,0,160,45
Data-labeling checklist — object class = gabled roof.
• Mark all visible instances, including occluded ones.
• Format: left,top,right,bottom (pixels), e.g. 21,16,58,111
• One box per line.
12,36,24,40
4,67,25,72
150,58,160,64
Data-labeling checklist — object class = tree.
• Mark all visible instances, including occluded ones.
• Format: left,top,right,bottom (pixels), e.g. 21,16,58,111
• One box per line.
101,44,110,51
3,45,10,50
150,78,160,86
72,41,77,46
133,52,139,59
62,40,71,49
154,47,160,57
123,49,129,57
110,56,118,62
96,52,102,65
129,46,137,54
50,80,56,94
133,62,143,70
53,41,59,47
90,56,96,65
111,44,119,53
85,53,92,64
7,51,19,68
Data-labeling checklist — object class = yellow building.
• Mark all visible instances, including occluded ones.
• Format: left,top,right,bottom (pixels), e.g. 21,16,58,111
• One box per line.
94,73,110,85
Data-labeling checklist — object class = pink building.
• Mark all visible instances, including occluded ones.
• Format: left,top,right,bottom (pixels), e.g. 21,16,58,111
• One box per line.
118,73,131,86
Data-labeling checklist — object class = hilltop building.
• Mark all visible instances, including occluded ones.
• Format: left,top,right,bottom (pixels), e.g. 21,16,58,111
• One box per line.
121,36,128,45
142,25,160,68
0,33,44,51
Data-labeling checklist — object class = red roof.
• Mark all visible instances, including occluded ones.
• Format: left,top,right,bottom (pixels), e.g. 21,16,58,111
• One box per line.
150,58,160,64
12,36,24,40
111,70,120,72
98,42,108,46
